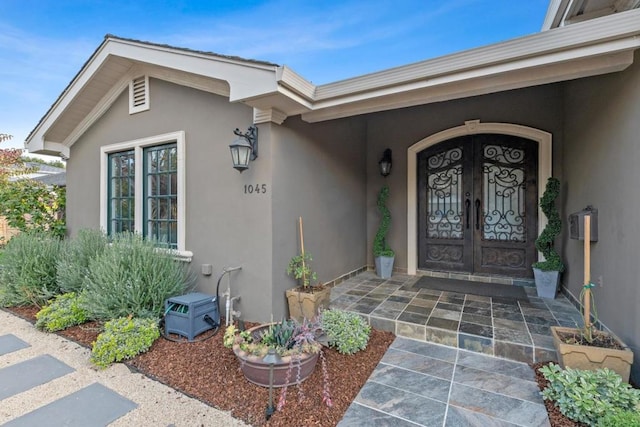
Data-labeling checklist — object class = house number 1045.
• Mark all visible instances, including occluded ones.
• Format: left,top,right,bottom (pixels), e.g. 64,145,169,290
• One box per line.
244,184,267,194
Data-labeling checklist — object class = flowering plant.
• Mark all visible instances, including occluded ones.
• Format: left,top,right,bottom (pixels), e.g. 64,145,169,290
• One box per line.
223,317,322,357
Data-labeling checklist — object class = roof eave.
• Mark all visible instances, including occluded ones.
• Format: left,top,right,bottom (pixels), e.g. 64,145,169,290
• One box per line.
301,8,640,122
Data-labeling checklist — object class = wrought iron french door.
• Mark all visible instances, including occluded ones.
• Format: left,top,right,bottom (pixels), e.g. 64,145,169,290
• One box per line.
417,134,538,277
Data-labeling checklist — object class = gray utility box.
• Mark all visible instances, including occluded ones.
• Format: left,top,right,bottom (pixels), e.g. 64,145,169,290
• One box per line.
164,292,219,341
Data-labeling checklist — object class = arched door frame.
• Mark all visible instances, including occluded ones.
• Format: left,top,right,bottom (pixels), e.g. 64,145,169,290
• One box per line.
407,120,552,275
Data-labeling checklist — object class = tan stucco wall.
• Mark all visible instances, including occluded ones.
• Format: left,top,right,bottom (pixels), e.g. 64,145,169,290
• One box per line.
563,50,640,383
67,78,275,322
363,84,565,271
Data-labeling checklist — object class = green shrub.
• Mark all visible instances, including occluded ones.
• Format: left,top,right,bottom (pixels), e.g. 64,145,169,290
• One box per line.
82,233,192,320
91,317,159,368
0,180,66,239
35,292,90,332
533,177,564,272
0,231,62,307
541,363,640,426
321,309,371,354
373,185,394,257
56,229,108,293
597,409,640,427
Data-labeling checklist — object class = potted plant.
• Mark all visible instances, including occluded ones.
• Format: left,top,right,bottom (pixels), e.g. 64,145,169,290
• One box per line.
551,213,634,383
374,184,394,278
285,217,331,321
223,317,323,388
532,177,565,298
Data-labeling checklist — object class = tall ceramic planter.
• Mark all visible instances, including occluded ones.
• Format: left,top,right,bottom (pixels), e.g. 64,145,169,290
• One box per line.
532,267,560,298
232,324,319,387
375,256,395,279
286,286,331,322
551,326,634,383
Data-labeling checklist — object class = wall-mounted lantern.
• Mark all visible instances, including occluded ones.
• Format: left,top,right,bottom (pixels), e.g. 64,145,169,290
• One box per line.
229,126,258,172
379,148,392,177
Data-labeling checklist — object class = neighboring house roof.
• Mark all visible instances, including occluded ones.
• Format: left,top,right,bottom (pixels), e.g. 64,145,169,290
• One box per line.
31,172,66,187
9,162,66,186
25,7,640,157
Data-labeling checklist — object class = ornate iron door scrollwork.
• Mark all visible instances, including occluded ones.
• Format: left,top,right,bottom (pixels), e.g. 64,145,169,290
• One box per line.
418,134,538,278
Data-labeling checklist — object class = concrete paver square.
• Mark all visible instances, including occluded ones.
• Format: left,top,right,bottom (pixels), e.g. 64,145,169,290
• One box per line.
0,334,30,356
3,382,137,427
0,354,74,400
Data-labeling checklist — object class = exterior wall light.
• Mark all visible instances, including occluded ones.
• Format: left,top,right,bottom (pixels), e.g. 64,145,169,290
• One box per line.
229,126,258,172
379,148,392,177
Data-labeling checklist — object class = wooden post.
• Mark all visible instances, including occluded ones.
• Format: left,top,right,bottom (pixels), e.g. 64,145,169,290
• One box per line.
298,217,306,286
583,215,591,331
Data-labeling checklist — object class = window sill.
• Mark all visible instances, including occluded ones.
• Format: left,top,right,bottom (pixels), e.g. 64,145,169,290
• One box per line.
155,248,193,263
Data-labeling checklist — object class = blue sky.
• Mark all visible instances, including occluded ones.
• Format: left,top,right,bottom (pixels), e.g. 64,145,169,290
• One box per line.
0,0,550,157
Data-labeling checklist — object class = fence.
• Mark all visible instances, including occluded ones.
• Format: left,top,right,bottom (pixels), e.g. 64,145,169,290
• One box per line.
0,216,19,246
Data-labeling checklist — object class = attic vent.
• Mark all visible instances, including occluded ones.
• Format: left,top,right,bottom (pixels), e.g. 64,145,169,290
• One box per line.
129,75,149,114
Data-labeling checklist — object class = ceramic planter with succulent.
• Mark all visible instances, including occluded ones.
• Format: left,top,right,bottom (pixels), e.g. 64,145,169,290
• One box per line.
223,318,322,388
551,214,634,382
373,184,394,279
285,217,330,321
533,177,565,298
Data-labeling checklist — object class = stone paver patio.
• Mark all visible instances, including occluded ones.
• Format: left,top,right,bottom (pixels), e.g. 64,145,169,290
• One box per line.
332,271,583,426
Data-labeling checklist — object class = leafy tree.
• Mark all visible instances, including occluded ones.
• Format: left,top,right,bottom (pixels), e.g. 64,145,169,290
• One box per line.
0,134,28,183
0,132,66,239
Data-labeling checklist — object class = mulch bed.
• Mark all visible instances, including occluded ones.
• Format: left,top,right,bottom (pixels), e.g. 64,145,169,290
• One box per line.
9,305,637,426
532,361,584,427
5,306,394,426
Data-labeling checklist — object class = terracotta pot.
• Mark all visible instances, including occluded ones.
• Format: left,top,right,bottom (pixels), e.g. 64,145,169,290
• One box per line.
551,326,634,383
232,324,319,388
285,286,330,322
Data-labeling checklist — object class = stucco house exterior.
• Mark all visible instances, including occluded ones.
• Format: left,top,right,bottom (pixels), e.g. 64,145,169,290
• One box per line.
26,2,640,382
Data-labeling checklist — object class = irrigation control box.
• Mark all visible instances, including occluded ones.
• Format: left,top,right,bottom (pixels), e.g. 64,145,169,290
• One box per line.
164,292,219,341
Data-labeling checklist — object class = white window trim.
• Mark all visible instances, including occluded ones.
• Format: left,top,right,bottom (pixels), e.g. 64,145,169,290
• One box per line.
100,131,191,261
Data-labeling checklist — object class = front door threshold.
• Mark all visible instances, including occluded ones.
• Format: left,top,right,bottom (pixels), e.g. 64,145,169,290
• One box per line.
416,269,534,287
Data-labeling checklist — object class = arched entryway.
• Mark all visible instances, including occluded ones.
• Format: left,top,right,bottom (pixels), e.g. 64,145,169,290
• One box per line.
407,120,552,276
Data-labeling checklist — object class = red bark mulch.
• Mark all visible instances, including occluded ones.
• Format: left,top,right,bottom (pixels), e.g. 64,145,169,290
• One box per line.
12,305,635,426
5,306,394,427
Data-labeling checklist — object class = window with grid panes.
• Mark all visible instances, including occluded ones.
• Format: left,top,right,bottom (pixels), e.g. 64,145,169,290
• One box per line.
107,150,135,235
144,143,178,249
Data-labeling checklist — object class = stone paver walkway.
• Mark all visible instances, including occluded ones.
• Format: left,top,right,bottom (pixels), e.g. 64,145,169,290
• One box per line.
332,271,584,426
0,310,246,427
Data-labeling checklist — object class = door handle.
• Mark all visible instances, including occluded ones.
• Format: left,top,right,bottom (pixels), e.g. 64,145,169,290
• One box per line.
475,199,481,230
465,199,471,229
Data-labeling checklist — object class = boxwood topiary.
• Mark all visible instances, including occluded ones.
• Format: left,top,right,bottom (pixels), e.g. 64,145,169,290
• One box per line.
373,185,394,257
91,317,160,369
533,177,565,272
321,309,371,355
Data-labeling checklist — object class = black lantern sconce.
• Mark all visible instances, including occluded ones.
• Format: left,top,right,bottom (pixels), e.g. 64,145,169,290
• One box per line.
379,148,392,177
229,126,258,172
